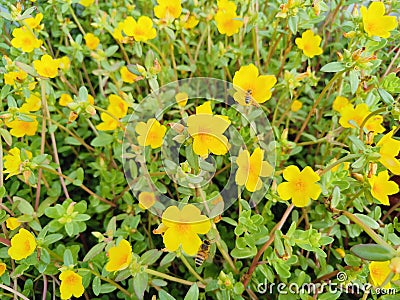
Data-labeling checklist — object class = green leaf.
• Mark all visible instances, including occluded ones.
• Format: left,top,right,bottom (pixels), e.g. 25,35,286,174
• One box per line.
140,249,162,265
185,144,199,172
63,249,74,266
349,70,359,94
92,277,101,296
320,62,345,72
353,213,379,230
90,132,114,147
15,196,34,215
78,86,88,102
159,289,176,300
0,128,12,146
351,244,395,261
105,45,119,57
231,246,257,259
377,88,394,105
83,243,106,262
288,15,299,34
184,284,199,300
134,272,148,300
160,252,176,266
100,284,117,293
0,186,6,198
331,186,341,208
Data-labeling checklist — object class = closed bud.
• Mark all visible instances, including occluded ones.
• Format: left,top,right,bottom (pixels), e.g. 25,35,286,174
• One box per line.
68,111,79,123
351,172,364,182
168,122,185,134
85,105,96,116
390,257,400,274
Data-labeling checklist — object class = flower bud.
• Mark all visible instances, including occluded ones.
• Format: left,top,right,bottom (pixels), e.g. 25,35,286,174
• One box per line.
390,257,400,274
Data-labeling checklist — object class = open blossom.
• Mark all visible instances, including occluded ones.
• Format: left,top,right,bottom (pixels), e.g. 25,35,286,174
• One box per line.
79,0,94,7
8,228,37,260
377,128,400,175
233,64,277,105
277,166,322,207
135,118,167,149
368,170,399,206
6,116,38,137
25,13,43,30
361,2,397,38
59,270,84,300
20,93,41,113
369,261,399,289
84,33,100,50
11,26,42,52
96,94,128,131
105,239,132,272
3,148,33,179
295,29,323,58
215,0,243,36
181,14,199,29
187,101,231,157
161,204,211,255
290,100,302,112
154,0,182,20
4,69,27,86
235,148,273,192
33,54,60,78
339,103,385,134
122,16,156,42
6,217,21,230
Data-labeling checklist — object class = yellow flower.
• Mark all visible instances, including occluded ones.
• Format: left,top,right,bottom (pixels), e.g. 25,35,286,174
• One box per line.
112,22,125,42
122,16,156,42
6,117,38,137
361,2,397,38
331,162,350,173
107,94,128,118
235,148,273,192
79,0,94,7
59,94,73,106
138,192,156,209
4,69,27,86
335,248,346,258
368,170,399,206
105,239,132,272
20,93,41,113
161,204,211,255
232,64,277,105
369,261,399,289
6,217,21,230
154,0,182,20
135,118,166,149
3,148,32,179
8,228,37,260
332,96,350,112
59,270,84,300
120,66,140,83
25,13,43,30
84,33,100,50
215,3,243,37
339,103,384,134
0,262,6,277
181,14,199,29
277,165,322,207
290,100,302,112
377,129,400,175
187,101,231,157
175,92,188,107
295,29,323,58
33,54,60,78
11,26,42,52
56,56,71,71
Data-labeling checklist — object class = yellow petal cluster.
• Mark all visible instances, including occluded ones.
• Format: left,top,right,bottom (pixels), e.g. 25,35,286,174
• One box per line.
369,261,399,289
295,29,323,58
368,170,399,205
161,204,211,256
339,103,385,134
187,101,231,157
59,270,84,299
233,64,277,105
6,217,21,230
361,2,397,38
135,118,167,149
84,33,100,50
154,0,182,21
105,239,133,272
3,148,33,179
277,166,322,207
8,228,37,260
33,54,61,78
377,128,400,175
215,0,243,36
96,94,128,131
11,26,42,52
122,16,156,42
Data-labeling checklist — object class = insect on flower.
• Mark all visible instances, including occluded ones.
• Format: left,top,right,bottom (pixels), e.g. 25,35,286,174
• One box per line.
195,239,212,267
245,89,252,104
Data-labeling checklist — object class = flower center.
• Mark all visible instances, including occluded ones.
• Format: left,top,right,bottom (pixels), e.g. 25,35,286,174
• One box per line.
295,179,305,192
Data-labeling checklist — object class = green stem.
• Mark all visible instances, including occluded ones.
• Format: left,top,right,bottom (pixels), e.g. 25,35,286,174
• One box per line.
0,284,29,300
341,210,395,252
80,268,131,297
180,254,206,284
319,154,360,176
294,71,345,143
359,107,387,141
68,6,86,35
145,268,205,288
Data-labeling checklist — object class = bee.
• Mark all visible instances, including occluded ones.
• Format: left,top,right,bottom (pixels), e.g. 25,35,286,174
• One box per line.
245,89,252,104
195,239,211,267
